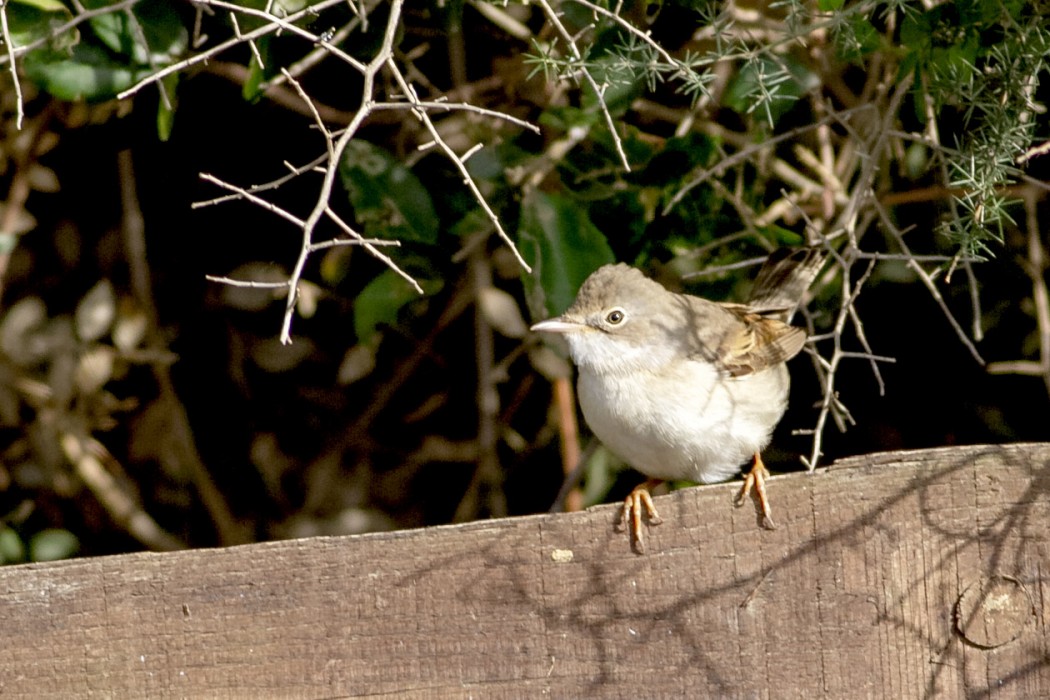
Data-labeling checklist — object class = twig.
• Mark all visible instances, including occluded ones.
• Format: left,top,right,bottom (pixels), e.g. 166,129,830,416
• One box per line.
962,256,984,343
193,154,328,209
873,198,986,366
534,0,630,171
0,0,23,129
987,188,1050,397
206,0,365,70
322,207,421,293
124,5,171,110
179,0,534,340
116,0,350,100
664,105,874,214
385,63,532,273
468,0,532,41
198,173,306,228
0,0,141,65
793,81,914,468
843,254,886,395
204,275,290,289
801,247,862,469
118,150,249,546
273,0,405,344
257,13,370,93
59,432,186,552
371,100,540,134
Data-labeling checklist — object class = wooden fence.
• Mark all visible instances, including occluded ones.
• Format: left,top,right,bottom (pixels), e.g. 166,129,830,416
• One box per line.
1,443,1047,697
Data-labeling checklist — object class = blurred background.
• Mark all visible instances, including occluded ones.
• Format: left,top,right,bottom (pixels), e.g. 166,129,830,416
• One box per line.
0,0,1048,560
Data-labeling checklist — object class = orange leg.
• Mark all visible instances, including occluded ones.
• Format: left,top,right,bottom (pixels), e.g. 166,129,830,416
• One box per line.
620,478,664,552
735,453,777,529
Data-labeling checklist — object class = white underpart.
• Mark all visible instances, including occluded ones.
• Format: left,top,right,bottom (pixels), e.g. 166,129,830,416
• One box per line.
566,328,789,484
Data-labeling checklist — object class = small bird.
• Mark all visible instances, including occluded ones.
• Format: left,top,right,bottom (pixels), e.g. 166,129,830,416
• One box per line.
532,249,825,551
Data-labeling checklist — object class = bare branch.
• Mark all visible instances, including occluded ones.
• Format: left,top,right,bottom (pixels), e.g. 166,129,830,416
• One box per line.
873,197,986,366
116,0,351,100
193,154,328,209
60,432,186,552
986,187,1050,396
0,0,23,129
384,61,532,273
371,100,540,134
198,173,306,228
205,276,291,289
322,207,422,293
275,0,407,344
0,0,141,65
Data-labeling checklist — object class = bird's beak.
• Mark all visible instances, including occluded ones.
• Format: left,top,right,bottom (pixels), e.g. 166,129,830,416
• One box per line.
531,317,586,334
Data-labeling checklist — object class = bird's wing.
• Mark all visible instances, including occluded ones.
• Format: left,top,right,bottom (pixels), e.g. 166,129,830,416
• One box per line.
687,300,807,377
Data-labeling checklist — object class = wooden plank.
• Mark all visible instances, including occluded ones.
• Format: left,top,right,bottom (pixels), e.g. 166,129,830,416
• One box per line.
1,444,1047,698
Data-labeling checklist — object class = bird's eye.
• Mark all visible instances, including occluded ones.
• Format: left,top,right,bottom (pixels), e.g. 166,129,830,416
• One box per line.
605,309,625,324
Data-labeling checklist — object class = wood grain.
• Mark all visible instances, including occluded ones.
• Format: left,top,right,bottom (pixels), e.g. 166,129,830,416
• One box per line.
1,443,1048,698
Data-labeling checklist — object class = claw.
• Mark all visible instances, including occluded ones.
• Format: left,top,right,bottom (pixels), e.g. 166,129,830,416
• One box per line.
620,479,664,552
735,453,776,529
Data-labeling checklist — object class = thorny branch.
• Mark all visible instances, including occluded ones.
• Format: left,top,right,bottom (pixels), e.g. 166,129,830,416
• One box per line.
672,72,989,470
4,0,1039,522
534,0,630,171
150,0,540,343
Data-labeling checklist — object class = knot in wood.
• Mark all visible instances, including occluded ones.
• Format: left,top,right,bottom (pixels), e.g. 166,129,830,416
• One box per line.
954,575,1033,649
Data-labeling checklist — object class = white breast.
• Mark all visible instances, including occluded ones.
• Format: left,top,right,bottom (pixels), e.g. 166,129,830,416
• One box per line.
576,358,790,484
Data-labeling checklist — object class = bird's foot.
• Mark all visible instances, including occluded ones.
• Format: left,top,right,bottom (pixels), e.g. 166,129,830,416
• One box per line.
619,479,664,553
735,453,777,529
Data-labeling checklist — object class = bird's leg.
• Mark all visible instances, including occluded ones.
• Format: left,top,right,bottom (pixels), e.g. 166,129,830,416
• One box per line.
735,453,777,529
620,478,664,551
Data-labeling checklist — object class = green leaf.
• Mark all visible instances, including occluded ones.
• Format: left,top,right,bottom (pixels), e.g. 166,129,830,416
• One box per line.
339,141,439,244
231,0,319,32
12,0,67,12
899,11,931,50
25,43,150,101
756,225,805,247
518,190,615,319
581,58,645,119
86,0,188,66
242,36,273,102
156,72,178,141
6,2,76,50
0,527,25,564
725,55,816,125
29,528,79,562
353,269,440,345
539,106,598,131
836,15,881,63
637,132,716,186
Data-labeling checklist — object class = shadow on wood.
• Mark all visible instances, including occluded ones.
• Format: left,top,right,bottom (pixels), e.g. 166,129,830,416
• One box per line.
1,443,1048,698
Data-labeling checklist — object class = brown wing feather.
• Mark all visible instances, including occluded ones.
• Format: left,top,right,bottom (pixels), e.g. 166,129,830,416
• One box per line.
678,262,814,377
711,304,807,377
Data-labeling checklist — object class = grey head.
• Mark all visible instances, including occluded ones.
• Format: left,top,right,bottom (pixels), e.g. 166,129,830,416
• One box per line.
530,263,736,375
531,256,819,377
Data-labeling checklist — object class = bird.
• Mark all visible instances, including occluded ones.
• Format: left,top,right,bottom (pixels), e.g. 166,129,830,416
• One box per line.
531,248,825,551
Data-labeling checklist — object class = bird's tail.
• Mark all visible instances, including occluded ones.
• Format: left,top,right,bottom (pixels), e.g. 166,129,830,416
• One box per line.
747,247,827,320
